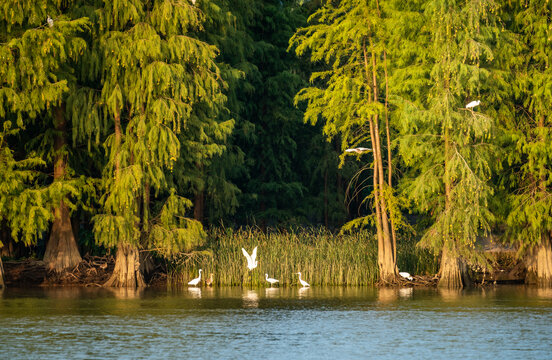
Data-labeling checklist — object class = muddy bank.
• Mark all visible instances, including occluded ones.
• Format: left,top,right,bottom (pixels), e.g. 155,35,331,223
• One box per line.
3,255,167,287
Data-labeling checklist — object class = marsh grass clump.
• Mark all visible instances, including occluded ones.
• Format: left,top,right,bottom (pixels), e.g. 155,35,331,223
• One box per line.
168,227,438,286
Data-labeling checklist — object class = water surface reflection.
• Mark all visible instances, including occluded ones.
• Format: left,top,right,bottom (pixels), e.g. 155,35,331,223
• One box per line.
0,286,551,359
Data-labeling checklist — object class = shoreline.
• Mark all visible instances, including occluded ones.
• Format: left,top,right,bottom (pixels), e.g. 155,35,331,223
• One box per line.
2,254,526,288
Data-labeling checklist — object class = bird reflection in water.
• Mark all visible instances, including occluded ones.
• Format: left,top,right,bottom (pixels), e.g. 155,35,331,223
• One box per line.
242,290,259,308
187,287,202,299
398,287,413,299
265,287,279,298
298,286,311,299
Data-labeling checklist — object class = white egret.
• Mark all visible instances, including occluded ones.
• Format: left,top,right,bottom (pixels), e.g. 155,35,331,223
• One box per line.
399,271,413,281
47,16,54,28
465,100,480,109
265,274,279,286
242,246,258,270
296,272,310,287
345,147,371,154
188,269,202,286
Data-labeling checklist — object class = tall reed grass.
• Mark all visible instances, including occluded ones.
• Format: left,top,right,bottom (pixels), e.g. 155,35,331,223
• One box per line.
167,227,438,287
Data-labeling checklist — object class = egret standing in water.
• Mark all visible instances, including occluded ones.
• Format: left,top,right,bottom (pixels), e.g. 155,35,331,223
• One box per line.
188,269,202,286
242,246,258,270
296,272,310,287
465,100,480,109
265,274,279,287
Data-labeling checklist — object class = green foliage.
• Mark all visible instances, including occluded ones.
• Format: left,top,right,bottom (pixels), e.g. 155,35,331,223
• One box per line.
79,0,227,258
169,227,438,286
394,0,499,267
0,1,91,249
503,0,552,252
147,191,206,257
0,124,51,246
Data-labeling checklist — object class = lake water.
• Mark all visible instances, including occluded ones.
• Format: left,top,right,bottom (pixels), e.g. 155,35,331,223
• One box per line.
0,286,551,359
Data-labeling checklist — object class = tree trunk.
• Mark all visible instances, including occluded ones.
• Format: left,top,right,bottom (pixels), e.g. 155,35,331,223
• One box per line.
383,49,398,264
437,113,468,288
43,106,82,272
324,169,329,227
525,117,552,287
438,246,470,288
369,41,397,283
526,233,552,287
44,201,82,271
194,190,205,224
104,243,146,288
0,256,5,289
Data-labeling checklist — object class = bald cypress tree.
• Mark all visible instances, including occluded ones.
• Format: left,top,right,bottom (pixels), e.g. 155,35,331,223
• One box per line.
72,0,228,287
394,0,499,288
0,0,88,275
291,0,398,282
502,0,552,287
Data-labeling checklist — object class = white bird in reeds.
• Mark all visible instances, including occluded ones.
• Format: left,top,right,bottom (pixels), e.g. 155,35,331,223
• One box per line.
188,269,202,286
296,272,310,287
399,271,413,281
345,147,371,154
47,15,54,28
265,274,279,286
242,246,258,270
465,100,480,109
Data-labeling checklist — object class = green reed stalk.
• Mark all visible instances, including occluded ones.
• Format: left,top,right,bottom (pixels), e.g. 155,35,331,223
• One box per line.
167,227,437,286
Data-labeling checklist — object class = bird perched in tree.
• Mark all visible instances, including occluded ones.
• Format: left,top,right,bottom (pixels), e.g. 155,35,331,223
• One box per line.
345,147,371,154
265,274,279,286
242,246,258,270
399,272,413,281
296,272,310,287
191,0,196,4
47,16,54,28
465,100,480,109
205,273,214,287
188,269,202,286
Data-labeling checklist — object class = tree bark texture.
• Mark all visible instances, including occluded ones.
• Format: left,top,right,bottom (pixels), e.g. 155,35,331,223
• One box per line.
43,106,82,272
437,116,468,288
526,234,552,287
0,257,5,289
194,190,205,224
438,246,470,288
44,201,82,272
104,243,146,288
368,40,397,283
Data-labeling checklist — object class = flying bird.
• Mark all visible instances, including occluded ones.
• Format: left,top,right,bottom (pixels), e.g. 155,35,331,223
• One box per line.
242,246,258,270
265,274,279,286
296,272,310,287
188,269,202,286
345,147,371,154
465,100,480,109
47,16,54,28
399,271,413,281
